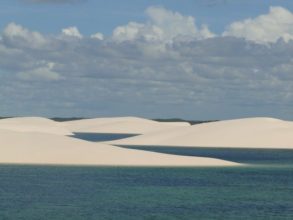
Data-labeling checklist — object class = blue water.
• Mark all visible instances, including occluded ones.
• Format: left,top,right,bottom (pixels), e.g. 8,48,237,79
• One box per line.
0,165,293,219
71,132,138,142
120,146,293,166
1,133,293,219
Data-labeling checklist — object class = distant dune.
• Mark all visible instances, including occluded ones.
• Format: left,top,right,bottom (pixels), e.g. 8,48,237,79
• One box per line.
108,117,293,149
63,116,190,134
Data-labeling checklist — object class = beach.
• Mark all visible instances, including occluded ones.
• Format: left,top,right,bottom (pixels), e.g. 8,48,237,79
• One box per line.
108,117,293,149
0,117,238,167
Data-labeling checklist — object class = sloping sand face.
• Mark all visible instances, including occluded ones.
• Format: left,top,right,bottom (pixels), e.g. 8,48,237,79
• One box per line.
63,117,190,134
0,117,72,136
108,117,293,149
0,129,238,166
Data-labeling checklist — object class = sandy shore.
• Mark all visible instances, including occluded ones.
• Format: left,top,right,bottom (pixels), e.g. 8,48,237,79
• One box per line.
4,116,291,167
0,128,238,166
0,117,72,136
108,117,293,149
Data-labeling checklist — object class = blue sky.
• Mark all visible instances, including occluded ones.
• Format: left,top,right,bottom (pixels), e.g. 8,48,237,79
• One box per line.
2,0,293,35
0,0,293,120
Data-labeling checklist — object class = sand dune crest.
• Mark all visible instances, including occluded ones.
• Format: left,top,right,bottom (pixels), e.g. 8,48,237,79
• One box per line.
108,117,293,149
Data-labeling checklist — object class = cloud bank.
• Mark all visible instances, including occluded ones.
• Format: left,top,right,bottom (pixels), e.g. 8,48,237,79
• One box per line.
112,6,215,43
0,6,292,119
224,6,293,43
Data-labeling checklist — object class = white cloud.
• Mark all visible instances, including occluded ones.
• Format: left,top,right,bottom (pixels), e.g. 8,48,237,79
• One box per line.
90,32,104,40
113,22,145,42
112,6,215,43
17,62,60,81
61,26,83,38
2,22,47,48
223,6,293,44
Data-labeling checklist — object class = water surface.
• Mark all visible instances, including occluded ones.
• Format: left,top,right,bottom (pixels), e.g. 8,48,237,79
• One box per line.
120,145,293,166
1,133,292,219
0,165,293,220
71,132,138,142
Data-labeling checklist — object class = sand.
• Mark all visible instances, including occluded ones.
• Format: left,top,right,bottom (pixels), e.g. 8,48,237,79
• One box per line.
108,117,293,149
4,116,291,166
62,117,190,134
0,117,72,136
0,129,238,166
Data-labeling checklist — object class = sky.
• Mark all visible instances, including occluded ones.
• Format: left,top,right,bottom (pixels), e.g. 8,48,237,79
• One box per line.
0,0,293,120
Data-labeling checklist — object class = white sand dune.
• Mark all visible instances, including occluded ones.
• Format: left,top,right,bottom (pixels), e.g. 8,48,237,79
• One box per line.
0,117,72,136
63,117,190,134
108,117,293,149
0,129,238,166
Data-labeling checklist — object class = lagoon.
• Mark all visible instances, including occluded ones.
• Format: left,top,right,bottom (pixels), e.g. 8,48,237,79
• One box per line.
0,165,293,219
1,132,293,219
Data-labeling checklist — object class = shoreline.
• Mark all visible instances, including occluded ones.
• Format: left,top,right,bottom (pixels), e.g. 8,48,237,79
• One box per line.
1,116,292,167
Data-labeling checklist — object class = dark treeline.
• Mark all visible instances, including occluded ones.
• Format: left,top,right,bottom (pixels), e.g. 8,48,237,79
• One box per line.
0,117,218,124
51,117,85,122
153,118,218,125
